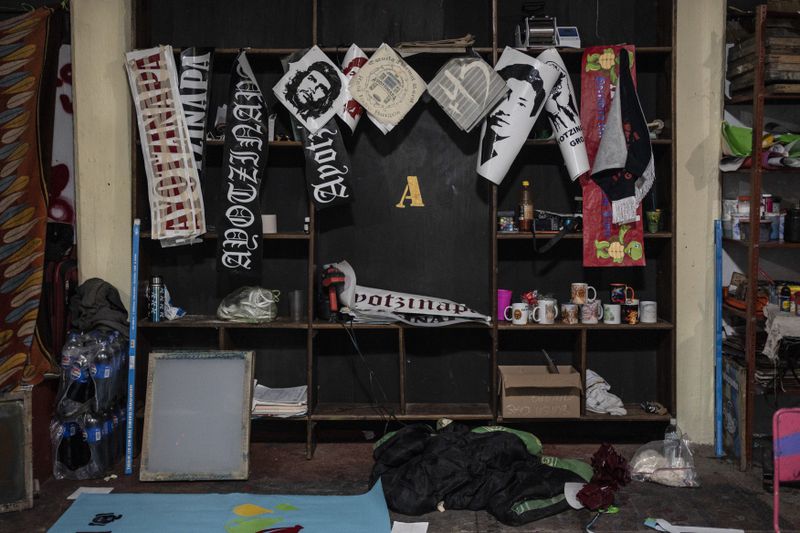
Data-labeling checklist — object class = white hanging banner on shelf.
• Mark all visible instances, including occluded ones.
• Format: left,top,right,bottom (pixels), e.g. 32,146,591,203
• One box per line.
125,45,206,243
476,47,559,185
332,261,491,327
536,48,589,181
338,44,368,133
178,47,214,177
273,45,349,134
349,43,425,126
427,56,507,132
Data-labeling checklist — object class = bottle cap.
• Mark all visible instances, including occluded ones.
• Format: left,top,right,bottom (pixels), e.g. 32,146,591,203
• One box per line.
522,180,529,187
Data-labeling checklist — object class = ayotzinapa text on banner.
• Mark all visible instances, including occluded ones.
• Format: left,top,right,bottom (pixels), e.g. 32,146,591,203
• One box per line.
579,45,646,267
536,48,589,181
476,47,559,185
125,46,206,242
216,52,268,286
178,47,214,179
300,118,353,209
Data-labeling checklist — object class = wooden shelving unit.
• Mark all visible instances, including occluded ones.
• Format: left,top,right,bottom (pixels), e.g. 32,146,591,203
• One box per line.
133,0,676,458
722,4,800,469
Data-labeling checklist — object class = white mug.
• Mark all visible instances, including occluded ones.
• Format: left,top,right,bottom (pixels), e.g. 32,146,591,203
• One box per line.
603,303,621,324
640,300,658,323
532,298,559,324
571,283,597,305
504,303,530,325
581,300,604,324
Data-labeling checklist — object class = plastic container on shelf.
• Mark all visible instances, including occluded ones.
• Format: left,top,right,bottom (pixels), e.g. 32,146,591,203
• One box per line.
740,219,772,242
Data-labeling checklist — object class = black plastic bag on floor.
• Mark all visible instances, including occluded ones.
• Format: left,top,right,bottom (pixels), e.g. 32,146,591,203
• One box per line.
371,423,587,525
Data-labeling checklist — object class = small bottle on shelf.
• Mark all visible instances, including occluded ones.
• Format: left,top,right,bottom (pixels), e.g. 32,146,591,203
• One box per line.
518,180,534,232
780,284,792,313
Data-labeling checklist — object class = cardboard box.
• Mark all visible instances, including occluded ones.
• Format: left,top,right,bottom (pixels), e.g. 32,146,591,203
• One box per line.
722,356,747,470
499,365,582,419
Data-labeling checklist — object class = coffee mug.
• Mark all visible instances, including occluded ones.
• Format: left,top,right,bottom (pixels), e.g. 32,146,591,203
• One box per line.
610,283,635,304
603,303,621,324
622,299,639,325
640,300,657,323
581,299,604,324
532,298,559,324
561,303,579,325
504,303,529,325
571,283,597,305
497,289,512,322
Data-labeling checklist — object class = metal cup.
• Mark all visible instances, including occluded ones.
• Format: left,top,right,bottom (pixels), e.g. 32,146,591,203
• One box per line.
289,290,305,322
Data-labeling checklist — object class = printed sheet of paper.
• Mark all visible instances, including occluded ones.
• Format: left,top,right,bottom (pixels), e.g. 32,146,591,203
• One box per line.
349,43,425,126
537,48,589,180
338,44,368,133
125,45,206,242
427,56,507,132
273,45,349,134
476,47,559,185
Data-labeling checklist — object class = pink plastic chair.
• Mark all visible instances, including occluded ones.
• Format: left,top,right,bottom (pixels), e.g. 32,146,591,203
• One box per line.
773,408,800,532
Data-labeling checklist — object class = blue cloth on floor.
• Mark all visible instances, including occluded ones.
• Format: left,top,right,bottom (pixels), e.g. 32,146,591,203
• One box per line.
48,479,390,533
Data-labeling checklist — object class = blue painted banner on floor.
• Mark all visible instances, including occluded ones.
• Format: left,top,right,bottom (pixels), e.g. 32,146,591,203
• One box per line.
48,480,391,533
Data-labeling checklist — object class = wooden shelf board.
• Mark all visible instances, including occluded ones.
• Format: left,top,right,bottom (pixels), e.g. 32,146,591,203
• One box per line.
311,402,492,420
138,316,309,329
204,139,301,148
723,237,800,249
140,231,310,241
497,231,672,240
518,46,671,55
498,405,671,423
497,319,673,331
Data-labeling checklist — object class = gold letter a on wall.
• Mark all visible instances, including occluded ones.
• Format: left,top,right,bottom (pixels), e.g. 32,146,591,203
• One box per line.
395,176,425,208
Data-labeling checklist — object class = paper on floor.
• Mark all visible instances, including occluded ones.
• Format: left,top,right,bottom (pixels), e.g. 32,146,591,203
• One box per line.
67,487,114,500
392,522,429,533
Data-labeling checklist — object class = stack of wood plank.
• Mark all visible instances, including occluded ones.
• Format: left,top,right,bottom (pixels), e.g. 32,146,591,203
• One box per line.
729,15,800,96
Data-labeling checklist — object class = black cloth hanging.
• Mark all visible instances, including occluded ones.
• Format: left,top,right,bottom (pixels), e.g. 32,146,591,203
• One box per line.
216,52,268,286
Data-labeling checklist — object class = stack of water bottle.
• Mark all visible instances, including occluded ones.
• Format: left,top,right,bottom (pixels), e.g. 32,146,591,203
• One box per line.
51,329,128,479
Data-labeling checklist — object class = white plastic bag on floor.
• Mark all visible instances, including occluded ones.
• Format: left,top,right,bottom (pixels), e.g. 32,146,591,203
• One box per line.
630,437,700,487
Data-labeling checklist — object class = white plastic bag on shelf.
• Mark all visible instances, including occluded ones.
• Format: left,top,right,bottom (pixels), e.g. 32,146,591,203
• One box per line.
630,437,700,487
217,287,280,323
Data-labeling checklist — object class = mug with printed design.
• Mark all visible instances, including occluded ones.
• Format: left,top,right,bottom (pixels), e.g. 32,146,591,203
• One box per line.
622,299,639,325
580,299,604,324
603,303,621,324
532,298,559,324
609,283,635,304
570,283,597,305
504,302,530,325
561,303,579,324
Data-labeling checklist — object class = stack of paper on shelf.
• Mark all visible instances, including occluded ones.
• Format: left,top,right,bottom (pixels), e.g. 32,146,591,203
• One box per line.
251,383,307,418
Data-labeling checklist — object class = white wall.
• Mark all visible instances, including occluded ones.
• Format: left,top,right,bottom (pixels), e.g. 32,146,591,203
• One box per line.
675,0,725,443
71,0,133,305
69,1,725,442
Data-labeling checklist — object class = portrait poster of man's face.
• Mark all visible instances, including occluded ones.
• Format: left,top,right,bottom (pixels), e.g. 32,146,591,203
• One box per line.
476,47,559,185
273,45,349,134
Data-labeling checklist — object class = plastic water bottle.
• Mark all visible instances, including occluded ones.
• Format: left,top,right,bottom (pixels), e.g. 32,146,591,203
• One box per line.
84,411,105,473
663,417,682,466
91,339,113,410
58,332,82,396
56,420,73,470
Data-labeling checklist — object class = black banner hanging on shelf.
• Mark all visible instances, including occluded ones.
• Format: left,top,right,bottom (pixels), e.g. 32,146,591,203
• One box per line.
300,118,354,209
216,52,269,285
178,47,214,178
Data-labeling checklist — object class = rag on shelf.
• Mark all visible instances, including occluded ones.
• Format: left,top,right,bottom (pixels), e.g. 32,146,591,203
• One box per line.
585,369,627,416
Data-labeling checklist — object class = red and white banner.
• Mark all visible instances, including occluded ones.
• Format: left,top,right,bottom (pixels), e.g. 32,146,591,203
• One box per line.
125,45,206,242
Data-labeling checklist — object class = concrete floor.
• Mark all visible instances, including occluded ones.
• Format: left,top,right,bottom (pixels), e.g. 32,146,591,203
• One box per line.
5,441,800,532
